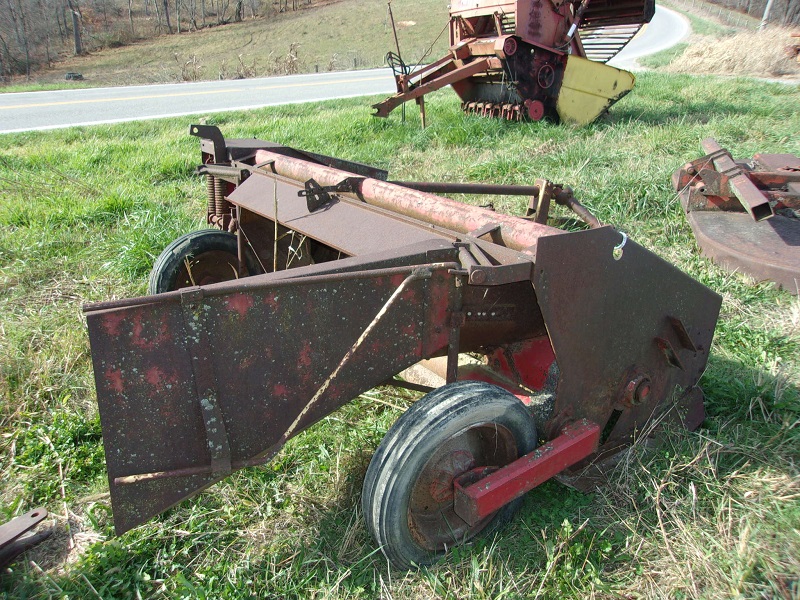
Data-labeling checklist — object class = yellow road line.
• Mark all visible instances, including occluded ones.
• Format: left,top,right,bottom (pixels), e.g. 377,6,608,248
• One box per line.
0,75,389,110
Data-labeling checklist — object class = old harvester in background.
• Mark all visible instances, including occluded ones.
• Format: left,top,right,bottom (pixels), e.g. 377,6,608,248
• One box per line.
84,125,720,569
373,0,655,125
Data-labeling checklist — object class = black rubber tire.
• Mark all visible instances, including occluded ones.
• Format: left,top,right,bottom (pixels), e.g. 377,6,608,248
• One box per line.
362,380,537,569
148,229,261,294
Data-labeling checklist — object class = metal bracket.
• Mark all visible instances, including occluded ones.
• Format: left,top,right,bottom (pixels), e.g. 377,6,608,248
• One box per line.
298,177,362,212
189,124,227,163
0,508,51,568
180,287,232,476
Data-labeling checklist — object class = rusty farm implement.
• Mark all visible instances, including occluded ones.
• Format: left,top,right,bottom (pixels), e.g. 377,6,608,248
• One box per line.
374,0,654,125
673,138,800,295
84,125,721,569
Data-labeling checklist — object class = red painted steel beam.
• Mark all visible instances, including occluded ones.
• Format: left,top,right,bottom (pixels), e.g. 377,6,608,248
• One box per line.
453,420,600,526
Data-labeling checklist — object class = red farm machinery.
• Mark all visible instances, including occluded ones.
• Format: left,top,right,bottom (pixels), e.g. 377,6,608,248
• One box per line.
374,0,655,125
84,125,721,569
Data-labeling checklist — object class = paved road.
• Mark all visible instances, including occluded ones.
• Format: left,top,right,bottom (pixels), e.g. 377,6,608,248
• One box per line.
608,7,690,71
0,7,687,133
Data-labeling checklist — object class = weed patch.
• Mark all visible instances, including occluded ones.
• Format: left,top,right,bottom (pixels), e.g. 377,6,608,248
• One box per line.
0,73,797,597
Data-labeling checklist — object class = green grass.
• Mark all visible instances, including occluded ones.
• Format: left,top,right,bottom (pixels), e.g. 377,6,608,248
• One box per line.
639,42,690,69
671,6,738,36
0,73,798,598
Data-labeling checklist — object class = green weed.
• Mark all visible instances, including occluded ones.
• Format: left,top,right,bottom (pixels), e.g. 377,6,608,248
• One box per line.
0,73,797,598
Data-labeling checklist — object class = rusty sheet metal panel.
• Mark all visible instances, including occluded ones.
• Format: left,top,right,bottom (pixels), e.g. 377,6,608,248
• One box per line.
86,264,457,534
534,227,721,449
229,173,460,257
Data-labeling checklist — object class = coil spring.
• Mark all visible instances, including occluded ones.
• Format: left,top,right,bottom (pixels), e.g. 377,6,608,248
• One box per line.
214,177,231,218
206,174,216,219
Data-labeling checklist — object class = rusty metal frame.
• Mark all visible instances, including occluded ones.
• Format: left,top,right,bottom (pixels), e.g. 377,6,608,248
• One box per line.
85,126,722,535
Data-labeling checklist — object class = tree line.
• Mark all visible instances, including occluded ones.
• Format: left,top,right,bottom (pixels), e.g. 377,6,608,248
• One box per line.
2,0,796,81
699,0,799,25
0,0,314,80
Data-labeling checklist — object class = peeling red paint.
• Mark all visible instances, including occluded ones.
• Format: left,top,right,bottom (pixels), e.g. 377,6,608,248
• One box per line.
145,366,179,392
105,367,124,394
262,294,279,309
102,312,127,337
225,293,254,317
298,341,312,369
131,313,173,350
273,383,289,397
488,337,555,391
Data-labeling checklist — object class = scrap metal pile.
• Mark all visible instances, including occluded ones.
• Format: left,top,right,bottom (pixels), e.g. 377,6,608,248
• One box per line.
673,138,800,294
84,125,721,569
374,0,654,125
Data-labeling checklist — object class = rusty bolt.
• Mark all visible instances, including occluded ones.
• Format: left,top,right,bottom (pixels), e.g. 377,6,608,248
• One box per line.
624,374,652,406
470,269,487,285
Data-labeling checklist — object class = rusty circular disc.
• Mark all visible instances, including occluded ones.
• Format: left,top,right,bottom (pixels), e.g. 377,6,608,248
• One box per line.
525,99,545,121
406,422,518,551
503,37,518,57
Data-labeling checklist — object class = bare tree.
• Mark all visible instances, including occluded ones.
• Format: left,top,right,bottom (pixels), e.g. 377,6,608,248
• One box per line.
65,0,83,54
163,0,172,32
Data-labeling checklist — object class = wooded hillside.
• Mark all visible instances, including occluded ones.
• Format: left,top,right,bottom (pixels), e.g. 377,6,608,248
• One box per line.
704,0,799,26
1,0,798,81
0,0,318,79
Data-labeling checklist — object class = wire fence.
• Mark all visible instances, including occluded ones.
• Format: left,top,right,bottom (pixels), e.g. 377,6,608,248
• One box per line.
672,0,761,30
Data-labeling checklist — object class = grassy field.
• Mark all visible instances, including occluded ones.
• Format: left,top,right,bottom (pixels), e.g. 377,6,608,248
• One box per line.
0,73,798,598
29,0,449,88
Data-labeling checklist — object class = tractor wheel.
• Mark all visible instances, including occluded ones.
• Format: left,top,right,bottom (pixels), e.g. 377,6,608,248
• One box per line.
362,380,537,569
148,229,261,294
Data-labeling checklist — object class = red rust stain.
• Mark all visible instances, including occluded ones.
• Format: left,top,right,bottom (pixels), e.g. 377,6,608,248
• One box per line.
145,366,179,392
401,287,418,302
368,339,383,355
298,341,312,369
402,322,416,337
225,293,254,317
263,293,279,309
105,367,124,394
131,313,173,350
273,383,289,397
102,312,127,337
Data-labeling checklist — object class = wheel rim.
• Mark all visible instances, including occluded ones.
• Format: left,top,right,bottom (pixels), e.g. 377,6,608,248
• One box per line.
407,422,518,551
174,249,240,288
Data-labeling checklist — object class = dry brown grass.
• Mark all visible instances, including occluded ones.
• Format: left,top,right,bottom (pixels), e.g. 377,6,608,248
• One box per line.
667,28,800,78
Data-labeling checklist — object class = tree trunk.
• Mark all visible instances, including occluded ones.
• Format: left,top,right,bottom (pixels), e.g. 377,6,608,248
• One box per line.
759,0,775,27
163,0,173,32
177,0,181,33
153,0,163,33
65,0,83,54
12,0,31,78
129,0,135,35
